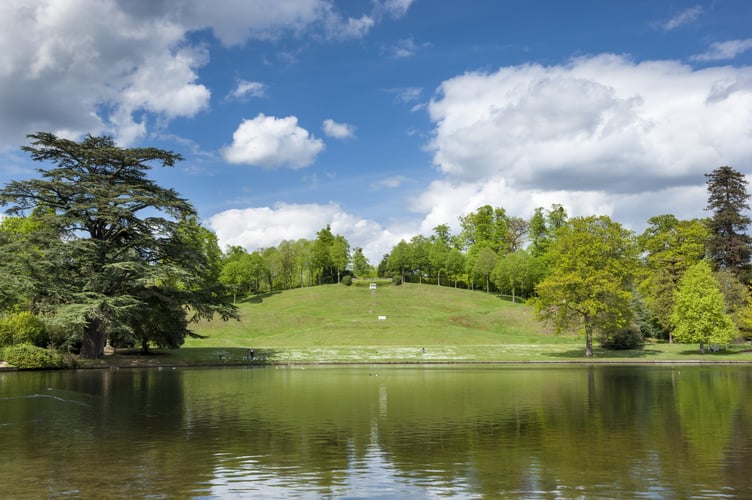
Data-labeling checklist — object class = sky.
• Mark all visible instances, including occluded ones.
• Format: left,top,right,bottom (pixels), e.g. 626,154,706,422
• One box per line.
1,0,751,264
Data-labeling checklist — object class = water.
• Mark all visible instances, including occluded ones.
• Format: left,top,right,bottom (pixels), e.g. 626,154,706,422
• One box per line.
1,365,752,498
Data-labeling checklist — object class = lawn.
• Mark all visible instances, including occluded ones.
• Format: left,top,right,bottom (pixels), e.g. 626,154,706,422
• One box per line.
86,282,752,367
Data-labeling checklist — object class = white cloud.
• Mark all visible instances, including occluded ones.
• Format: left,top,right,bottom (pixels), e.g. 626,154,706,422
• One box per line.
420,54,752,235
691,39,752,62
0,0,210,147
376,0,415,18
228,80,266,100
322,119,356,139
663,6,703,31
208,202,410,263
222,113,325,168
392,37,418,58
0,0,401,149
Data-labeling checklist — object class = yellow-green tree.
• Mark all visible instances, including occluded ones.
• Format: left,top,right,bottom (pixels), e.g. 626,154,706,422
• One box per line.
532,216,639,357
637,215,708,341
670,260,737,352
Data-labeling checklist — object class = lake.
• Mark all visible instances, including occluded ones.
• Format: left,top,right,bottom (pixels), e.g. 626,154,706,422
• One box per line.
1,364,751,498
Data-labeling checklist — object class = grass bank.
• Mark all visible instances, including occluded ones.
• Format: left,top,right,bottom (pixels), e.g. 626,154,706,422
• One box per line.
83,282,752,368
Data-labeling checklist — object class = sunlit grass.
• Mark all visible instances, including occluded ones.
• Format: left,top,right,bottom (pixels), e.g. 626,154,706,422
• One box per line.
81,282,752,367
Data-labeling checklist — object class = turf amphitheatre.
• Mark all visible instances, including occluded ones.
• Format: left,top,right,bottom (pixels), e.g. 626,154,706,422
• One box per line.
83,281,752,368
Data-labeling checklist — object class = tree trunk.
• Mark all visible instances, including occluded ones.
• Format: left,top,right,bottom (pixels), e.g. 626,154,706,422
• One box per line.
81,317,105,359
585,321,593,357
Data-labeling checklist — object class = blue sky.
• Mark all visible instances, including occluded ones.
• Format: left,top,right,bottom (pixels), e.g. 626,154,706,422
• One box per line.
1,1,751,263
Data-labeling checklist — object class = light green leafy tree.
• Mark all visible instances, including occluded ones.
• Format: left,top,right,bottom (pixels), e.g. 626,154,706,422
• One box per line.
671,260,737,352
445,248,466,288
473,246,497,293
531,216,639,357
638,215,708,342
351,247,373,278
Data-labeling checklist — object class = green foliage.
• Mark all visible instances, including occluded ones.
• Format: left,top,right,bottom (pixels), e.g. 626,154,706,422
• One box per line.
351,247,373,278
392,274,403,286
705,166,752,277
1,343,68,369
671,260,737,350
0,311,47,347
0,132,236,358
341,275,353,286
599,325,644,350
531,216,639,357
638,215,708,339
492,250,543,301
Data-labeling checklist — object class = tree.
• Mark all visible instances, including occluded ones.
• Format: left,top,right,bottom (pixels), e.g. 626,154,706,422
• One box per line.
312,225,335,284
351,247,373,278
705,166,752,278
493,250,536,302
531,216,639,357
529,204,568,257
387,240,411,282
409,235,431,283
429,238,450,286
330,235,350,283
473,246,497,293
638,215,708,341
445,248,465,288
671,260,737,352
0,133,236,358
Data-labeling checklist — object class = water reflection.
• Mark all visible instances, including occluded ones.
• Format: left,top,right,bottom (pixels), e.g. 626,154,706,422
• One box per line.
1,365,752,498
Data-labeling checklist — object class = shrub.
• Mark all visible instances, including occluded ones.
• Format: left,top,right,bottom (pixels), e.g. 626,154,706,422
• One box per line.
392,275,403,286
1,343,69,369
600,325,644,350
341,275,353,286
0,311,47,347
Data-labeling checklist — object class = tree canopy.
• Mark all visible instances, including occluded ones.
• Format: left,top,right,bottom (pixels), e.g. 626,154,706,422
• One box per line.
670,260,736,352
531,216,639,357
705,166,752,277
0,133,236,358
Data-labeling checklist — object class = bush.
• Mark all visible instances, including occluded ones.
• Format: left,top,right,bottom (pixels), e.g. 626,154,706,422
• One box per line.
600,325,644,350
0,311,47,347
341,275,353,286
392,275,403,286
1,343,70,369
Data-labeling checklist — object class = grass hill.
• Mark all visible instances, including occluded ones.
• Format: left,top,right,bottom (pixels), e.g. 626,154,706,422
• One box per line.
87,281,750,367
190,282,559,347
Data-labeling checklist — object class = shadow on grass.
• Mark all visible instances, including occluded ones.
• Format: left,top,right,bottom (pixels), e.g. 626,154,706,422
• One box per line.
104,347,283,366
675,348,747,356
545,347,663,359
240,291,282,304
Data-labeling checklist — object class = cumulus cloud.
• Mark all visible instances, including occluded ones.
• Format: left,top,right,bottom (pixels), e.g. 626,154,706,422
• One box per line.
208,202,410,263
0,0,210,147
691,39,752,62
0,0,405,149
222,113,325,168
663,6,703,31
419,54,752,235
322,119,356,139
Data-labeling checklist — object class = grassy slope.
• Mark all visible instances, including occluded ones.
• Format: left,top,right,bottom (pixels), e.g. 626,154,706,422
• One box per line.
149,282,751,365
